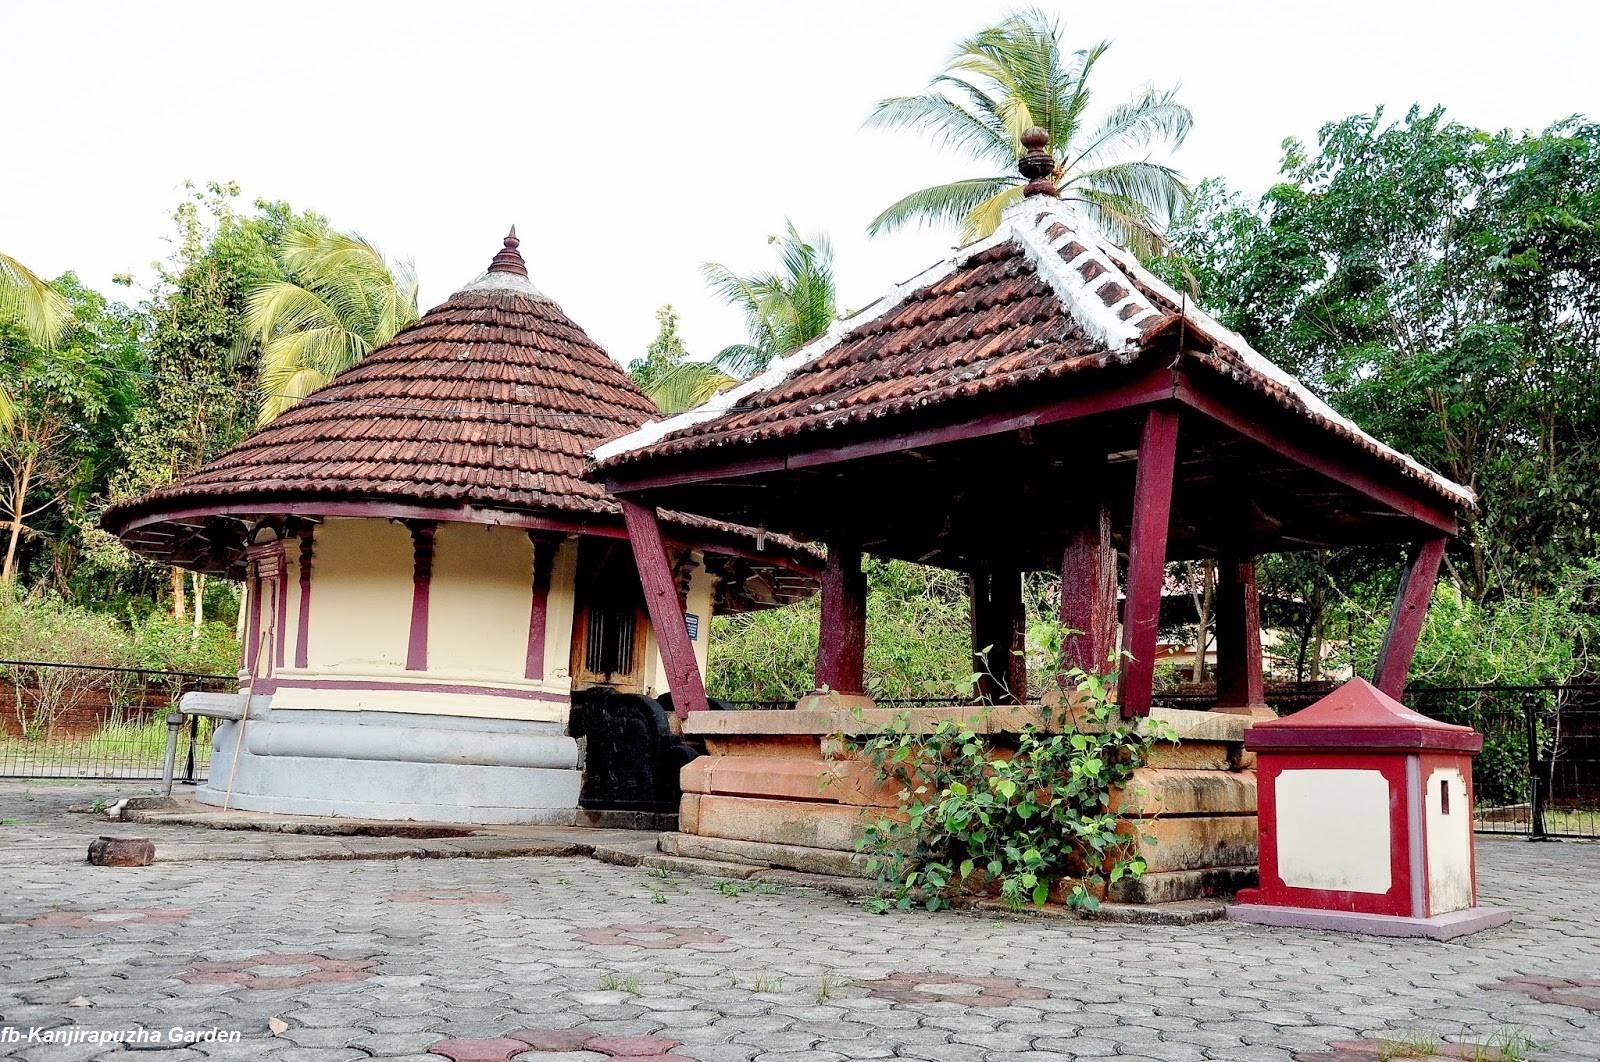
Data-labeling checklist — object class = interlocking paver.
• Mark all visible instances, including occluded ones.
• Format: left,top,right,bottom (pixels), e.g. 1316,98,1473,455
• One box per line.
2,781,1598,1061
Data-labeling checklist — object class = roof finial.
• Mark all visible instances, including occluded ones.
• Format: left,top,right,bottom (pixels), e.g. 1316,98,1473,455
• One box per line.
487,226,528,277
1019,127,1058,199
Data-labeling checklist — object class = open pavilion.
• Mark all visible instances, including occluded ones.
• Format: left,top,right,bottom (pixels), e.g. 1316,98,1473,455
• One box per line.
588,131,1477,899
593,131,1475,720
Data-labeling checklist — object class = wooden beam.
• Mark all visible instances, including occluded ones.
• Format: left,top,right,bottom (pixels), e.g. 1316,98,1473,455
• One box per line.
1060,471,1117,677
815,540,868,695
1118,407,1181,717
620,500,710,717
604,368,1179,494
1374,536,1448,698
1214,551,1264,710
971,566,1027,704
1173,374,1459,535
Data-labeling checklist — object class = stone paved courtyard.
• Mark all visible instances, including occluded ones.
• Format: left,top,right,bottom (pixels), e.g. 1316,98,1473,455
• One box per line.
2,782,1599,1061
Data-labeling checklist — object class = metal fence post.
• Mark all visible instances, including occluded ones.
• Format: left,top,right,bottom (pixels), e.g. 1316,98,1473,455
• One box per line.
1526,694,1547,840
161,711,183,797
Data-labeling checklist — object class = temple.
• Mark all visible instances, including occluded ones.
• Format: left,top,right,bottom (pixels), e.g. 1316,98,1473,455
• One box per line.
103,231,818,824
590,130,1477,900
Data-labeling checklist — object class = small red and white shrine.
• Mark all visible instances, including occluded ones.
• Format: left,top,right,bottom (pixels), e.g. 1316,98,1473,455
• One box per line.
1229,677,1511,939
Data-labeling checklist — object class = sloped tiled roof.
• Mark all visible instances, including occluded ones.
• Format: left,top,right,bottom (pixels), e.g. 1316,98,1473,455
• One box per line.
591,198,1475,512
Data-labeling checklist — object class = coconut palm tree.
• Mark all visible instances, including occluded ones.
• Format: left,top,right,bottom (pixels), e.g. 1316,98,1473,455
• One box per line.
0,251,69,428
246,229,418,424
866,7,1192,253
702,221,837,379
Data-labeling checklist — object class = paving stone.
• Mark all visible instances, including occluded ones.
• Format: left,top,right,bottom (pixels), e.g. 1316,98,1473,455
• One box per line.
3,782,1600,1062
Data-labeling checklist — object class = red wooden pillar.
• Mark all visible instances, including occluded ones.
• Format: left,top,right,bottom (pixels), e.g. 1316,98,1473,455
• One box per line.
524,534,558,681
1214,550,1264,711
620,500,710,718
1374,536,1448,698
1060,497,1117,676
1117,407,1180,717
815,540,867,695
971,566,1026,704
293,525,314,670
404,521,437,672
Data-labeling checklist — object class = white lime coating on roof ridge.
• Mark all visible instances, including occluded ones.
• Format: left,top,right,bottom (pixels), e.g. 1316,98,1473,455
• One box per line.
458,269,549,299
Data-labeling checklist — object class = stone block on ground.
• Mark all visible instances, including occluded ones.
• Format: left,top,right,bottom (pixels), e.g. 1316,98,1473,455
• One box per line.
88,836,154,866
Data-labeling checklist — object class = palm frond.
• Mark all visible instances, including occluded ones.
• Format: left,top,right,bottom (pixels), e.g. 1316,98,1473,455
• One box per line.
0,251,68,349
866,91,1012,165
711,343,765,379
641,361,736,414
247,228,415,423
1072,159,1191,230
1068,87,1193,172
1063,186,1168,259
961,183,1026,242
868,176,1017,238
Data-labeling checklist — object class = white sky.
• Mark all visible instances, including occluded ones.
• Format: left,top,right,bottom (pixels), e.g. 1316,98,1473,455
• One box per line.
3,1,1595,364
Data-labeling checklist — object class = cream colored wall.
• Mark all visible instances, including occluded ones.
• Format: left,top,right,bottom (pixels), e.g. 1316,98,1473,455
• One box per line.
272,517,572,724
1274,768,1392,893
430,523,532,681
302,518,413,672
1425,765,1473,914
543,538,579,685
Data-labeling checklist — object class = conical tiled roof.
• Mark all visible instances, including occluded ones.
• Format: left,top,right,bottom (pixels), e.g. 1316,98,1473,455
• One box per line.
104,232,819,583
112,231,657,522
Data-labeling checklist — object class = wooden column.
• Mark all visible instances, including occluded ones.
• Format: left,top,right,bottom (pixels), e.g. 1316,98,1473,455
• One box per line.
524,535,557,681
1214,551,1264,711
405,521,436,672
620,499,710,717
971,566,1027,704
1374,536,1448,698
1117,407,1181,717
815,540,867,695
1060,496,1117,676
293,526,314,670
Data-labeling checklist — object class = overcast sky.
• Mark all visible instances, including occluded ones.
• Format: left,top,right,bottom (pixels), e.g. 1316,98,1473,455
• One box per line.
3,1,1594,364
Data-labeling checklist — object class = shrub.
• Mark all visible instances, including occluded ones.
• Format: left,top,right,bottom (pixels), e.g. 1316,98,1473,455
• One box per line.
0,585,238,739
848,660,1174,913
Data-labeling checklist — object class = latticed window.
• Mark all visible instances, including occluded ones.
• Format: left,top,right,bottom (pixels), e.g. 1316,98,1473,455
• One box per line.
584,605,636,677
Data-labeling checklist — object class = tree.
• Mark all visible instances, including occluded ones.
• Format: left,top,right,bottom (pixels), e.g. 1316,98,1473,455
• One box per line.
0,276,132,583
626,305,733,414
0,251,69,428
1163,108,1600,610
866,7,1192,250
702,221,837,378
248,229,418,424
110,183,310,617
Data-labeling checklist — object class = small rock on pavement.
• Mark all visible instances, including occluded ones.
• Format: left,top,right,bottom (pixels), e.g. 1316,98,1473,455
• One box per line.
88,836,154,867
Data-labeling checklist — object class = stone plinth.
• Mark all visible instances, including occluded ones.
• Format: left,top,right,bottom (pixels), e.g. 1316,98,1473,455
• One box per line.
667,701,1260,904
